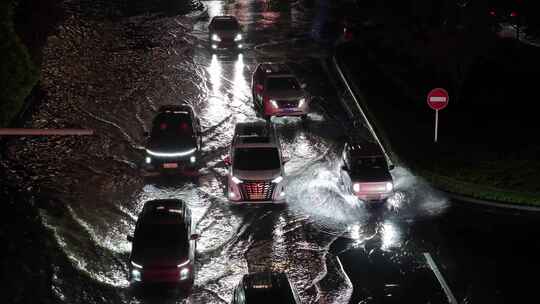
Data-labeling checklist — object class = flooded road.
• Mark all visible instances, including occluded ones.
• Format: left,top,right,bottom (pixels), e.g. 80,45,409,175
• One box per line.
3,1,540,303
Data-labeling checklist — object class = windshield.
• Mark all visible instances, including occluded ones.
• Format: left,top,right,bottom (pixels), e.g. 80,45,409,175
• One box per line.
352,157,387,171
134,223,188,254
234,147,280,171
151,113,193,139
213,19,239,30
266,77,300,91
246,288,297,304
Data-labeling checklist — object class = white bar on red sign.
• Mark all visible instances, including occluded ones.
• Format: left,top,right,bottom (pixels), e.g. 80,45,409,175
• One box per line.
429,97,447,102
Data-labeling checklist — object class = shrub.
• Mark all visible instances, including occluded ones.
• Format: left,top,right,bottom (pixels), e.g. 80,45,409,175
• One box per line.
0,0,38,127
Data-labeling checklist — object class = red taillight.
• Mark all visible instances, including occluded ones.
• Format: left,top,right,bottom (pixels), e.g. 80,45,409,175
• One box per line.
510,11,518,17
160,123,167,130
489,10,496,17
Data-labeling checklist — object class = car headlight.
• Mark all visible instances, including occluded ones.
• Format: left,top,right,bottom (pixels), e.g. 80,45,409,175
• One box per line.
145,156,151,164
298,98,306,108
272,176,283,183
131,261,143,269
190,156,196,163
353,183,361,193
179,268,190,280
270,99,279,109
211,33,221,41
386,182,393,192
234,33,243,41
231,176,243,184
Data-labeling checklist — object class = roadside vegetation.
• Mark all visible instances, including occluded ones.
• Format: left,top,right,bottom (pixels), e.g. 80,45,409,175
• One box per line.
0,0,38,127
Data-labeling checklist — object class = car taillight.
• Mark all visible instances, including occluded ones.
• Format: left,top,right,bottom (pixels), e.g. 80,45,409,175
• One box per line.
489,10,496,17
510,11,518,17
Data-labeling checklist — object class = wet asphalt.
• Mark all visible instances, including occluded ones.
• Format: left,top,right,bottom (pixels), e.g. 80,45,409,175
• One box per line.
3,0,540,303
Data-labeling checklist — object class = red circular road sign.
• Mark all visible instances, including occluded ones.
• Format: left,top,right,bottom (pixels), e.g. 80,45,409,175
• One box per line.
427,88,449,111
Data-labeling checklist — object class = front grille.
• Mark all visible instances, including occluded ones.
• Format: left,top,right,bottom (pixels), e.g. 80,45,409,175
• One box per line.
277,100,298,108
360,182,388,193
240,180,275,201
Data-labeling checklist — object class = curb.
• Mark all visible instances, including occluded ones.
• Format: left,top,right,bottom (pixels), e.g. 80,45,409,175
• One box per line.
331,46,540,213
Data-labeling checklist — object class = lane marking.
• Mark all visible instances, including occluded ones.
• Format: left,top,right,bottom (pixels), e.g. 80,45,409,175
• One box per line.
423,252,458,304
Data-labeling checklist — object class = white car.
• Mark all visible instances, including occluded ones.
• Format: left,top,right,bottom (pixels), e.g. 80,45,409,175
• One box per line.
225,121,286,204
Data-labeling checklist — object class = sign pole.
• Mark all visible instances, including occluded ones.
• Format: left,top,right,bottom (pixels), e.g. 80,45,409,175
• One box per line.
434,110,438,143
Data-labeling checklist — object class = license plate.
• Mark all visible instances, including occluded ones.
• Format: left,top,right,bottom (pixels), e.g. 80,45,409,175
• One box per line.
163,163,178,169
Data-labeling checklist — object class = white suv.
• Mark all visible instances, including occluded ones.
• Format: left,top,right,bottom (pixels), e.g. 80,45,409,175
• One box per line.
225,121,286,204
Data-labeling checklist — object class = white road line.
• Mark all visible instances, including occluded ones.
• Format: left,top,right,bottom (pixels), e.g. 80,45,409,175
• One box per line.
423,252,458,304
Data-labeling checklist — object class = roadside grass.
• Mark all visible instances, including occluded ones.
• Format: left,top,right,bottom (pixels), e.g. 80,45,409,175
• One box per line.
0,0,38,127
336,37,540,206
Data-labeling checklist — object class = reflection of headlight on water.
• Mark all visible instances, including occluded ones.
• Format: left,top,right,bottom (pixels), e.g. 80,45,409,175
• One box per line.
234,33,243,41
190,156,196,163
298,98,306,107
131,269,142,282
179,268,190,280
381,221,400,251
211,33,221,41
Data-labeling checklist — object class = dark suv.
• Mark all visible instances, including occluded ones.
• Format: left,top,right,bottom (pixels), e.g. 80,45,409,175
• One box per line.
143,104,202,175
340,140,394,203
231,272,301,304
209,15,244,51
127,199,199,287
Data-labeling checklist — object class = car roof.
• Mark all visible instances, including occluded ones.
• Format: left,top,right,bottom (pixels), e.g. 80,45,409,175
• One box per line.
140,199,187,224
233,121,277,147
257,63,293,76
346,141,385,158
212,15,238,21
242,272,297,303
158,104,193,114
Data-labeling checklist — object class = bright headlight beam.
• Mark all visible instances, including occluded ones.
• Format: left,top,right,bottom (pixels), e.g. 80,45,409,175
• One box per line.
211,33,221,41
270,99,279,109
146,148,196,157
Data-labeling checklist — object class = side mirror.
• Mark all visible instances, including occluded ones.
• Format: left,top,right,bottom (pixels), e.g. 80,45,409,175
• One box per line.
127,235,134,242
224,155,231,166
301,83,307,89
190,234,200,241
